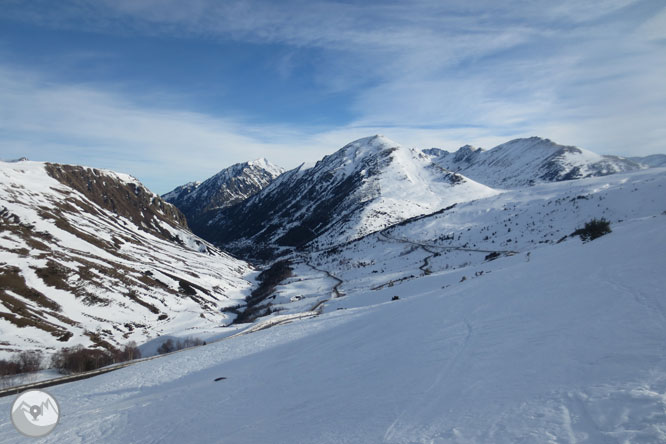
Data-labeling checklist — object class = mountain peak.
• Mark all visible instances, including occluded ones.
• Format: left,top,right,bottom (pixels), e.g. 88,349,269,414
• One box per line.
44,162,189,235
453,144,484,163
500,136,576,152
194,136,497,259
343,135,400,152
247,157,270,166
163,158,284,222
429,136,640,188
327,135,404,169
246,158,284,177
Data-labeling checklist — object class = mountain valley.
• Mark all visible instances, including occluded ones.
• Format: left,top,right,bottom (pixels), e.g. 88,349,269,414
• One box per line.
1,135,665,443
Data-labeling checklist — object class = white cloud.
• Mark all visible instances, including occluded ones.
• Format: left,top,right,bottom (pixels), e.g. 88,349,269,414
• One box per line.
1,0,664,193
0,63,516,193
0,65,316,192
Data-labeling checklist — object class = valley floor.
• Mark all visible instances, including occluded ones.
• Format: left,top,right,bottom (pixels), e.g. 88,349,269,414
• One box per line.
1,208,665,443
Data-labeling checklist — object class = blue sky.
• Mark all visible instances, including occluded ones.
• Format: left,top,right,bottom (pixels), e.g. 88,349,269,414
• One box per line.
1,0,665,193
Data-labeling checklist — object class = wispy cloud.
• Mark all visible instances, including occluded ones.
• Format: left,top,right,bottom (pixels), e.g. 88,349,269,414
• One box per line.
1,0,664,192
0,65,313,192
0,64,514,193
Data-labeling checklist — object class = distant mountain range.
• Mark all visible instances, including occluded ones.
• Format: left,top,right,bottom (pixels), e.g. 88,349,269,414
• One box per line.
3,135,664,443
423,137,643,188
162,159,283,222
171,135,660,259
629,154,666,168
189,135,497,259
2,135,664,356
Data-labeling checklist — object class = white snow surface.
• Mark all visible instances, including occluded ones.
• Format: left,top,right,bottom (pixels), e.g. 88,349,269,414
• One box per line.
427,137,641,189
247,157,285,178
630,154,666,168
1,168,664,443
352,137,498,241
0,161,254,358
230,135,498,251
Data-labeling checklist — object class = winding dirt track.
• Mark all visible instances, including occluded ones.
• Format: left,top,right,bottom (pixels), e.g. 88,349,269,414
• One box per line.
304,262,344,298
299,260,345,314
380,232,518,255
369,231,518,290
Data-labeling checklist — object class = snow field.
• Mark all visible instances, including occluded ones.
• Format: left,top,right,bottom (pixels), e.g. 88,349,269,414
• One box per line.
1,170,664,443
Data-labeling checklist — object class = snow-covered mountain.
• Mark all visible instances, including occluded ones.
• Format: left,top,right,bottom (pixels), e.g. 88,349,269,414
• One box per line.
630,154,666,168
0,161,253,358
231,163,666,323
163,158,283,223
424,136,642,188
4,167,664,443
195,135,498,259
2,135,665,443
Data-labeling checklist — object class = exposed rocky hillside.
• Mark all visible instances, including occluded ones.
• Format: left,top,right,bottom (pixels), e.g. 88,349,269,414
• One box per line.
163,158,283,223
0,161,253,358
46,163,189,241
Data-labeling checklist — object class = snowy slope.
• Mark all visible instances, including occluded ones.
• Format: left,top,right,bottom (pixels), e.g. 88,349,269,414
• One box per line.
163,158,283,223
2,168,664,443
161,181,201,206
630,154,666,168
0,161,253,358
425,137,642,188
251,167,666,319
197,135,498,259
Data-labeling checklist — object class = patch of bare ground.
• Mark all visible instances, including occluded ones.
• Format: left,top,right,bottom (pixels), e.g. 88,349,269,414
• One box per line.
45,163,188,240
234,260,292,324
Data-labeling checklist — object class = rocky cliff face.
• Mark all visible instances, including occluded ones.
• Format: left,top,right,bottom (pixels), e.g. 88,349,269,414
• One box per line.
46,163,189,240
163,158,283,224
